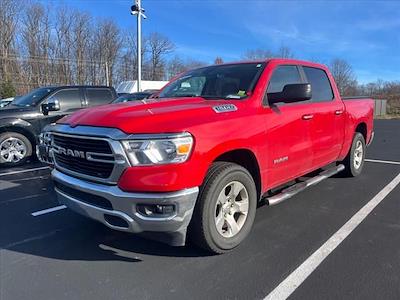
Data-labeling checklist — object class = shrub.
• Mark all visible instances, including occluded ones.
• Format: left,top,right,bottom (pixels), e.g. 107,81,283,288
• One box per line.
0,80,16,99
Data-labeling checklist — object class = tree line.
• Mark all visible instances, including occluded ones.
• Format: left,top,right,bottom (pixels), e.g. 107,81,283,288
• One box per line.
0,0,206,95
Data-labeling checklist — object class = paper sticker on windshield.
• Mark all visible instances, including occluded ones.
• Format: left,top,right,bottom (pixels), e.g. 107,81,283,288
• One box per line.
237,90,246,96
213,104,238,113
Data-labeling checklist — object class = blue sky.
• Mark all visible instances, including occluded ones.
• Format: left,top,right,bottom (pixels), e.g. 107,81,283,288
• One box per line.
47,0,400,83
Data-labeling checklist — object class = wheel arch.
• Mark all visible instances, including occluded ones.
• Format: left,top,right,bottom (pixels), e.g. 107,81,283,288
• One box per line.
355,122,367,142
0,124,36,149
212,149,262,200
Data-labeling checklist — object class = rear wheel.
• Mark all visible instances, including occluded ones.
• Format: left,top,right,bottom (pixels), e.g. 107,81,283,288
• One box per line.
189,162,257,254
342,132,366,177
0,132,32,167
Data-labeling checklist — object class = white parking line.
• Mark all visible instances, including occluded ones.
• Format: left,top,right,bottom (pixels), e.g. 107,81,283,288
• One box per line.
0,166,50,177
365,159,400,165
31,205,67,217
264,172,400,300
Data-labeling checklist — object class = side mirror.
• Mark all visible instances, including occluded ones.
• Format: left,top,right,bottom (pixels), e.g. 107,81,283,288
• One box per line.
268,83,312,104
41,99,60,115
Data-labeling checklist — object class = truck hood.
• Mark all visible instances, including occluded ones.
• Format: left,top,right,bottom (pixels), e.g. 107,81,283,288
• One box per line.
0,105,39,118
59,97,240,134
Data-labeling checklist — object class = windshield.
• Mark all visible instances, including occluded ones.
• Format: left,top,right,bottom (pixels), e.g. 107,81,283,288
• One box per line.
12,87,55,107
113,93,151,103
158,62,265,100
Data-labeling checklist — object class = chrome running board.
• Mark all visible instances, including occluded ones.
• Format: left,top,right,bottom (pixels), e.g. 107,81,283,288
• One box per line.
266,164,345,206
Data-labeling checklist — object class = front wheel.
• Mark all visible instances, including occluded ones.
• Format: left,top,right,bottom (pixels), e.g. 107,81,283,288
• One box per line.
189,162,257,254
0,132,32,167
342,132,366,177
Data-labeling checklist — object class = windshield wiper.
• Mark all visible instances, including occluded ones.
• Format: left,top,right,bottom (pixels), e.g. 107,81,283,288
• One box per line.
201,95,246,100
172,94,198,98
200,95,225,100
158,94,197,99
159,94,246,100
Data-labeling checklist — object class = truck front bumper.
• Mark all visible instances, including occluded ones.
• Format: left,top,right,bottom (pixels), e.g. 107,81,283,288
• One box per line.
52,169,199,244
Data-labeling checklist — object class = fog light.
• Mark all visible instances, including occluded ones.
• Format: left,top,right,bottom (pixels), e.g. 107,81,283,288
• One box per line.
137,204,175,217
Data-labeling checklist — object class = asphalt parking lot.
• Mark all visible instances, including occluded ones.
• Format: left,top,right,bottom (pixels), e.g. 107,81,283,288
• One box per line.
1,119,400,300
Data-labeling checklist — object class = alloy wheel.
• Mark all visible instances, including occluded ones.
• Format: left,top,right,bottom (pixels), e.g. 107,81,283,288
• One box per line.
214,181,249,238
353,140,364,169
0,137,27,163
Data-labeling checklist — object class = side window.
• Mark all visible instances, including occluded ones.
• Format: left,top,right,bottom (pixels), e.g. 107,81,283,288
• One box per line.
303,67,334,102
267,66,302,93
86,88,114,106
48,89,81,112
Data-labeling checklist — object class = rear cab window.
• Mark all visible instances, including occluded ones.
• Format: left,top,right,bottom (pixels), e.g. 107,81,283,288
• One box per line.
302,67,334,102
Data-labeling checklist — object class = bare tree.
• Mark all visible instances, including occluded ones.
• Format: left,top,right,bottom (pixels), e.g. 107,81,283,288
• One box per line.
277,46,294,59
243,48,274,60
117,30,149,81
21,3,53,86
71,11,92,84
147,32,174,80
54,7,74,84
214,57,224,65
184,59,207,70
0,0,21,81
93,19,122,86
243,46,295,61
166,56,185,78
329,58,357,95
166,56,207,79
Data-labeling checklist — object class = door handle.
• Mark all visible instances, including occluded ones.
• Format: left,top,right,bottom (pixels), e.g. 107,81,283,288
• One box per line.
302,114,314,120
335,110,343,115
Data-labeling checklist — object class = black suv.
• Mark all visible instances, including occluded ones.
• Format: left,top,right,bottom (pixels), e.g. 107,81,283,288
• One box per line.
0,85,117,166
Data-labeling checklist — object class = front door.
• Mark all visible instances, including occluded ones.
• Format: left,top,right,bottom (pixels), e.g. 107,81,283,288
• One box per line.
264,65,314,188
39,88,83,128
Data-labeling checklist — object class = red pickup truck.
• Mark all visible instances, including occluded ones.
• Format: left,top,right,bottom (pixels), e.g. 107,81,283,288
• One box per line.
43,59,374,253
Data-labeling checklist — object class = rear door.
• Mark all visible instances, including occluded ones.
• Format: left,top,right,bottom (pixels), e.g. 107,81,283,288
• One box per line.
264,65,314,188
302,66,345,168
84,87,115,107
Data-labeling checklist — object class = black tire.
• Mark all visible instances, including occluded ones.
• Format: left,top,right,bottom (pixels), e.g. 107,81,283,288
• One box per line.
341,132,366,177
0,132,32,167
189,162,257,254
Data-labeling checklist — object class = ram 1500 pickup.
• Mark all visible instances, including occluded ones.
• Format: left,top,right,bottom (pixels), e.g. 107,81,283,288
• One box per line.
42,59,374,253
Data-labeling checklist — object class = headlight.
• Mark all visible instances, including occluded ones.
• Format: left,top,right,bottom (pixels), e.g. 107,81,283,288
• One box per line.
121,134,194,166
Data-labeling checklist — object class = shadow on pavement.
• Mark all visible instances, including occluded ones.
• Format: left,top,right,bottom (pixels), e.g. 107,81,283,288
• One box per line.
4,219,212,263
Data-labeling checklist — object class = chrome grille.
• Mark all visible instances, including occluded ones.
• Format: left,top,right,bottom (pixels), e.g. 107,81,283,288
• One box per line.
52,134,114,179
53,135,112,154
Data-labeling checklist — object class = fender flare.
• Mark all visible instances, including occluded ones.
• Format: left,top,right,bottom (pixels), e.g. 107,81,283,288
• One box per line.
0,118,37,145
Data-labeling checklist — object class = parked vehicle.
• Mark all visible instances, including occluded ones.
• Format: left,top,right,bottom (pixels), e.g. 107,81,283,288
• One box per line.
116,80,167,95
0,97,15,108
42,59,374,253
112,91,154,103
0,85,117,166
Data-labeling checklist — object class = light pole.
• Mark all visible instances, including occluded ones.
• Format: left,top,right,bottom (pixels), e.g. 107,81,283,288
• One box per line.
131,0,146,92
